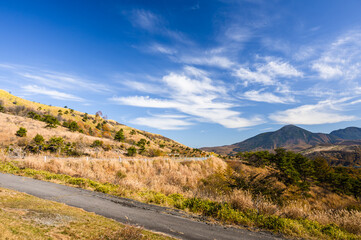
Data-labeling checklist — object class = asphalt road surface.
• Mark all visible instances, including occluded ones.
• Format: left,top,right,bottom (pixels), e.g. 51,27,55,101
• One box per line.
0,173,284,240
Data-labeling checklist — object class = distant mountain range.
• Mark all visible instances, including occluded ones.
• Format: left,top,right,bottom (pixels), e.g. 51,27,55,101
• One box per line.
201,125,361,156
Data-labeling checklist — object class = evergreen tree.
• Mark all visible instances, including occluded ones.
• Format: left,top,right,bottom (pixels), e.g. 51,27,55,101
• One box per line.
114,129,125,142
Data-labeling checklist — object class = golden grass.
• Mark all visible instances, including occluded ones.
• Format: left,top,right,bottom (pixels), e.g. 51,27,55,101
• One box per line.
5,155,226,199
1,155,361,238
0,187,174,240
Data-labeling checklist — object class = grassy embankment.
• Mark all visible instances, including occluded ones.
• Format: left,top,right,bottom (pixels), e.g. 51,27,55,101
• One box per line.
1,157,360,240
0,187,174,240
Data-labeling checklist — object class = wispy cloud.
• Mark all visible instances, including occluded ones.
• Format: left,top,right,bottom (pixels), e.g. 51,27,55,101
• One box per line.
111,66,263,129
234,57,302,86
179,55,235,69
242,90,295,104
129,9,161,32
269,98,357,125
312,30,361,81
22,85,84,102
133,114,193,130
127,9,191,44
0,63,110,93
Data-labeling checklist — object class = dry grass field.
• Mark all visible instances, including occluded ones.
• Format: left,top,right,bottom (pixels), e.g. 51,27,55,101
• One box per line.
0,187,174,240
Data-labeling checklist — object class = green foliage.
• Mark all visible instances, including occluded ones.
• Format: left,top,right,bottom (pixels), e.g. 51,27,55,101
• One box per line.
127,146,137,156
33,134,44,145
137,138,147,147
27,111,42,120
96,123,102,130
130,129,136,135
116,170,127,180
238,149,361,199
82,113,88,122
68,121,79,132
15,127,27,137
0,102,4,112
46,137,64,153
114,129,125,142
42,114,59,128
91,140,103,148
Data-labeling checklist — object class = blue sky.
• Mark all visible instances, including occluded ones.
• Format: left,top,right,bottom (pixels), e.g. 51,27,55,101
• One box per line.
1,0,361,147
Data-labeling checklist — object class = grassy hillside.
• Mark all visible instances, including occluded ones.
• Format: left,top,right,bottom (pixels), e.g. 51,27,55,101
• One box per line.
0,89,206,158
0,187,174,240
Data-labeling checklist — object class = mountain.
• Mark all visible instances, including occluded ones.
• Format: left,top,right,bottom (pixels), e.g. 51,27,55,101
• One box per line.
202,125,341,155
330,127,361,140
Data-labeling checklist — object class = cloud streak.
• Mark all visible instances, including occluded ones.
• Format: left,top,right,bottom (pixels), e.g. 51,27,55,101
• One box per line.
22,85,84,102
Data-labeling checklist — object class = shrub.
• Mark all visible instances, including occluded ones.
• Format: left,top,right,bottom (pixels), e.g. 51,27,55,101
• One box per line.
33,134,44,145
46,137,64,153
114,129,125,142
127,146,137,156
42,114,59,128
15,127,27,137
68,121,79,132
91,140,103,147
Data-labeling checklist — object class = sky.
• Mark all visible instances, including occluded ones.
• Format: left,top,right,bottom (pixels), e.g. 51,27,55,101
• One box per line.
1,0,361,148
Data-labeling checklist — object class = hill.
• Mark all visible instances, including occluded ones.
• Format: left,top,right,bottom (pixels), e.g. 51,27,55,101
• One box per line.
0,89,205,158
330,127,361,140
202,125,340,155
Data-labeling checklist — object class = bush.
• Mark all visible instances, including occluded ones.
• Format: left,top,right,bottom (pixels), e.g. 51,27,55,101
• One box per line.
91,140,103,147
127,146,137,156
15,127,27,137
33,134,44,145
42,114,59,128
114,129,125,142
68,121,79,132
46,137,64,153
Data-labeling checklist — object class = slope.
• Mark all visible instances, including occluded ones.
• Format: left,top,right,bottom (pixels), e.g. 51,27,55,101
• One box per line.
0,89,205,158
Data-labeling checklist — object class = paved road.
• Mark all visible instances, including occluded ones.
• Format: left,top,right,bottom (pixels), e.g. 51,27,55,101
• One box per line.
0,173,283,240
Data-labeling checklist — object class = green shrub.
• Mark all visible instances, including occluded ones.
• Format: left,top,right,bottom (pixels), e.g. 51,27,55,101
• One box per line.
91,140,103,147
114,129,125,142
68,121,79,132
33,134,44,145
15,127,27,137
127,146,137,156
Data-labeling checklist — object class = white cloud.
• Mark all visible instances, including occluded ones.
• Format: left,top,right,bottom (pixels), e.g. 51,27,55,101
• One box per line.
130,9,160,32
0,64,110,93
111,96,180,108
312,30,361,80
258,58,303,77
22,85,84,102
243,90,295,103
234,57,302,86
133,115,193,130
180,55,234,69
149,43,177,55
269,99,356,125
225,26,252,42
128,9,191,44
312,63,343,79
111,66,263,129
235,67,274,85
